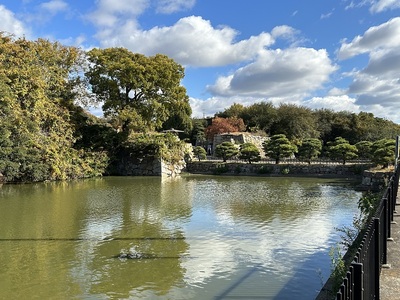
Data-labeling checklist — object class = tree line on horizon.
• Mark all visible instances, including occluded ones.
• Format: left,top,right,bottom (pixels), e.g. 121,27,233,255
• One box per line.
193,134,396,168
190,103,400,167
0,33,399,183
191,102,400,145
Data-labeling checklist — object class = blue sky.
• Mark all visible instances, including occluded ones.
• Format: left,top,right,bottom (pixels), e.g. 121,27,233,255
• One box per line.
1,1,400,122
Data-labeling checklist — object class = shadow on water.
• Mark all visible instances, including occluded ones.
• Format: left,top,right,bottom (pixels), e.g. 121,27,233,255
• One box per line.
214,266,263,300
213,249,330,300
272,250,330,300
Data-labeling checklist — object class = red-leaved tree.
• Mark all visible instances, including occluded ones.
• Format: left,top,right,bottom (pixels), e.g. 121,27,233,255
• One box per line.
205,117,245,140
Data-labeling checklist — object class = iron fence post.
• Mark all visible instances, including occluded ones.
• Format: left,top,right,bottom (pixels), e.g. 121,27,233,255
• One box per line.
374,217,380,300
383,197,388,264
352,262,363,300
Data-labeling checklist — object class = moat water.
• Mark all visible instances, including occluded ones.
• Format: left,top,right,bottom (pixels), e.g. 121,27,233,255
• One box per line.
0,175,362,299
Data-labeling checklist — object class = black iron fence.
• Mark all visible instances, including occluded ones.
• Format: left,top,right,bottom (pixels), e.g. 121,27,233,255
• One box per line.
335,164,399,299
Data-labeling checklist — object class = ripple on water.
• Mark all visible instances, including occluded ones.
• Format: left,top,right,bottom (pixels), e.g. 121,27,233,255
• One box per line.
0,176,361,300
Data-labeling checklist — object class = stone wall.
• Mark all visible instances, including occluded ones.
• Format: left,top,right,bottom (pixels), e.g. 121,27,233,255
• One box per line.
242,134,268,157
114,156,186,177
212,133,268,155
212,133,244,153
185,161,371,177
361,170,393,191
161,160,186,177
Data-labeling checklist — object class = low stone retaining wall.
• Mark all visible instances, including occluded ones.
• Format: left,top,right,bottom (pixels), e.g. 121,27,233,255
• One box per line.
112,157,391,188
114,157,185,177
361,170,393,191
185,161,371,177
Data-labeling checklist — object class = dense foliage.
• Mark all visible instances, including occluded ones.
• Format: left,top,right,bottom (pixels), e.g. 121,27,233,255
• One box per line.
238,143,261,164
370,139,396,168
190,119,208,147
0,35,192,183
297,138,322,164
211,102,400,166
327,137,358,165
116,132,188,163
205,117,246,140
86,48,192,134
215,142,239,162
192,146,207,161
263,134,297,164
0,34,108,182
216,102,400,143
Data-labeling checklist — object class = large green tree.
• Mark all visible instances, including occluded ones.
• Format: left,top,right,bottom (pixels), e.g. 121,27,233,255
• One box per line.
297,138,322,164
271,104,318,141
328,137,358,165
0,34,107,182
191,119,208,147
216,103,246,119
263,134,297,164
370,139,396,168
355,141,373,159
85,48,191,133
215,142,239,162
239,143,261,164
241,101,277,133
192,146,207,161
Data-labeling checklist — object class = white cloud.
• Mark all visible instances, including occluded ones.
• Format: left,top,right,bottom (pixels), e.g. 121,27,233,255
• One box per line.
336,18,400,121
189,46,338,118
348,72,400,105
156,0,196,14
0,5,28,37
59,34,87,47
321,9,335,19
345,0,400,13
21,0,70,27
207,48,337,98
83,0,400,122
304,95,360,112
87,0,149,27
343,0,400,12
190,94,306,119
189,96,254,118
40,0,68,15
363,47,400,76
338,17,400,60
357,103,398,120
190,97,224,118
271,25,297,39
345,0,371,10
98,16,278,67
370,0,400,13
328,87,348,96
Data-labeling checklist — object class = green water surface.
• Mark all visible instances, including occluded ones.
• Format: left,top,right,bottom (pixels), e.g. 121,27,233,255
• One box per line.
0,175,361,299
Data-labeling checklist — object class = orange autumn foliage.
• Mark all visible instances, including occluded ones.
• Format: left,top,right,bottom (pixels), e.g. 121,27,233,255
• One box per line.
205,117,246,140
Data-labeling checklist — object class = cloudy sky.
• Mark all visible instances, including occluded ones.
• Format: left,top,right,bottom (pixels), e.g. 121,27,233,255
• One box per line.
1,0,400,122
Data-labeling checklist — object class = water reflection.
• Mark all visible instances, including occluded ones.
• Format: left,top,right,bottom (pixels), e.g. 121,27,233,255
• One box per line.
0,176,361,299
72,177,191,299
